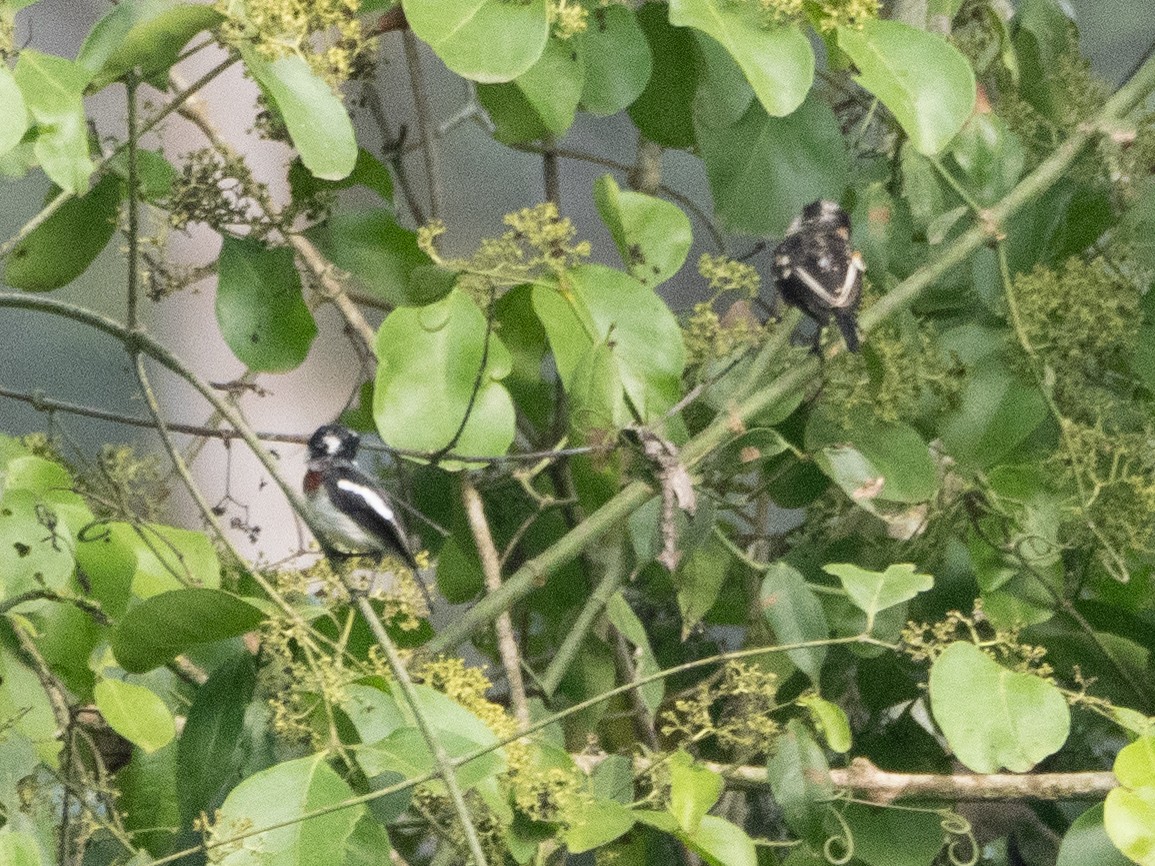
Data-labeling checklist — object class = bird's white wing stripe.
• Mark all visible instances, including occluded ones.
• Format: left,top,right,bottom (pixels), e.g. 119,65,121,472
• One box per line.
336,478,395,522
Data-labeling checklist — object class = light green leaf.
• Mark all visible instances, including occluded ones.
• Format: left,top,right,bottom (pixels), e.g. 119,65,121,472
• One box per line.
403,0,549,83
0,832,44,866
79,1,223,89
477,37,584,142
697,93,848,236
578,5,652,115
0,641,61,765
129,522,222,597
242,49,356,180
591,753,635,804
373,289,516,465
532,264,685,419
217,755,363,866
800,695,851,753
3,173,122,291
0,488,74,599
1114,736,1155,791
928,641,1070,773
686,814,757,866
1058,803,1134,866
304,209,433,307
1105,786,1155,866
568,339,628,435
669,0,812,117
807,418,939,506
837,19,976,156
670,751,723,836
823,562,932,630
94,678,176,753
112,588,265,673
593,174,692,287
12,50,94,193
563,798,636,853
760,562,829,685
0,66,30,158
216,235,318,372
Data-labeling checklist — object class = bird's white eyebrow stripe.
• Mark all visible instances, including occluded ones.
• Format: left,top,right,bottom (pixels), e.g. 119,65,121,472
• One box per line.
337,478,394,521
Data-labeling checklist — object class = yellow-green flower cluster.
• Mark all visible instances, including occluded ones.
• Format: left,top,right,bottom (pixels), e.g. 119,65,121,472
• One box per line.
807,0,880,32
685,254,765,365
166,148,272,237
902,608,1054,677
661,660,781,754
549,0,589,39
216,0,374,85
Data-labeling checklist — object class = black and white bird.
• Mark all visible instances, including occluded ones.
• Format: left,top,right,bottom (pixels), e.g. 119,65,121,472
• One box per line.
304,424,421,578
771,200,866,353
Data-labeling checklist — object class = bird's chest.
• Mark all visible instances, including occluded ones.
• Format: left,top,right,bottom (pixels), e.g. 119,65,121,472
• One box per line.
305,478,378,551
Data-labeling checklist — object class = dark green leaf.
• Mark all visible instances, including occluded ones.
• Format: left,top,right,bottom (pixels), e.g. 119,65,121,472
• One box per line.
939,357,1048,469
493,284,551,430
949,111,1025,205
288,148,394,205
843,801,946,866
593,174,692,287
406,264,458,306
117,743,180,855
591,752,635,804
628,2,701,148
767,719,831,843
242,49,357,181
579,5,652,115
837,19,976,156
669,0,812,117
928,641,1070,772
112,588,265,673
697,93,848,235
3,173,121,290
674,535,730,637
178,653,257,824
760,562,829,684
304,209,432,307
373,289,516,463
404,0,549,83
605,593,664,713
107,147,179,202
1058,804,1134,866
216,235,317,372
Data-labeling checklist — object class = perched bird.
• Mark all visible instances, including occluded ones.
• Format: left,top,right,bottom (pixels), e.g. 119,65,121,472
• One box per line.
304,424,422,581
771,200,866,353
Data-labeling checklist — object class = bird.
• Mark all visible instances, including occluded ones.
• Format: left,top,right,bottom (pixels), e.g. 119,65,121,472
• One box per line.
771,199,866,353
303,424,427,599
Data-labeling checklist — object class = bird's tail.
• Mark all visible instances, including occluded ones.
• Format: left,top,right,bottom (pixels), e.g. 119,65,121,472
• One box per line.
835,313,860,353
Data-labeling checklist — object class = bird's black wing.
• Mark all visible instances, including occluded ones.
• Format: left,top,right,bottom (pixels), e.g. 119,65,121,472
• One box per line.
323,462,418,570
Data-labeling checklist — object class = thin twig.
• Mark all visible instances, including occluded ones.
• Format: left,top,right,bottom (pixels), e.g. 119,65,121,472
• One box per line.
403,30,442,221
462,478,530,725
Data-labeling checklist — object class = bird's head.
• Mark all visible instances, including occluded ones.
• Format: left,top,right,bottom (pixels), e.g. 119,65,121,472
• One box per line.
307,424,360,464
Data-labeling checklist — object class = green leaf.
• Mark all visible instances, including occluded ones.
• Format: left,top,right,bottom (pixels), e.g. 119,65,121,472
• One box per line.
591,753,635,804
605,593,664,713
685,815,757,866
569,339,629,436
0,488,74,599
304,209,433,307
112,588,265,673
118,744,180,856
404,0,549,83
628,2,701,148
177,653,257,824
79,1,223,89
843,801,947,866
126,522,221,597
373,289,516,464
697,93,848,235
949,111,1026,206
670,751,723,836
0,640,61,765
532,264,685,419
216,754,363,866
216,235,318,372
12,50,94,193
1115,736,1155,790
928,641,1070,773
563,798,637,853
106,147,178,202
477,37,584,143
668,0,812,117
578,5,652,115
0,832,43,866
822,562,933,631
674,536,730,638
0,66,30,158
288,148,394,205
800,695,851,753
837,19,976,156
593,174,692,287
3,173,121,291
760,562,829,685
493,283,551,430
242,49,356,181
1105,787,1155,866
94,678,176,753
767,719,831,843
807,417,939,506
1058,803,1134,866
939,357,1048,469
